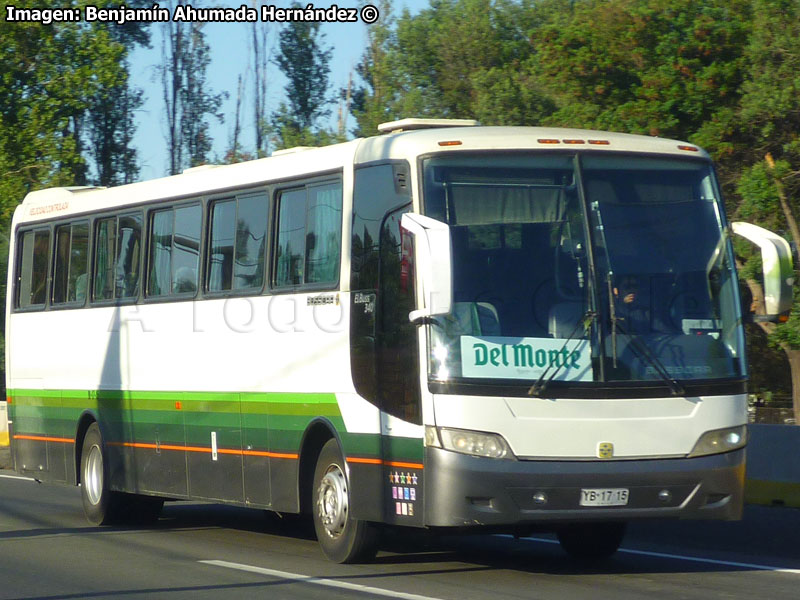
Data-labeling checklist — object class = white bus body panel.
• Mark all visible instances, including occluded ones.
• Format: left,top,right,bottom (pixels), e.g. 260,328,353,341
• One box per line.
432,393,746,458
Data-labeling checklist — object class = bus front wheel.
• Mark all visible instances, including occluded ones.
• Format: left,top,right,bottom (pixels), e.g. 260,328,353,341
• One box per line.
557,522,626,561
312,439,378,563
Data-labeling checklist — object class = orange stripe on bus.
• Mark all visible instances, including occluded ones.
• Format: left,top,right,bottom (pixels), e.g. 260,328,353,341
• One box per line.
346,456,383,465
13,434,74,444
347,457,424,470
17,436,411,467
386,460,424,469
109,441,298,460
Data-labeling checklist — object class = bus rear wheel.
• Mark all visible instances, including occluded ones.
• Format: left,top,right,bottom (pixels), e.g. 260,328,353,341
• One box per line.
80,423,125,525
312,439,378,563
557,522,626,561
80,423,165,525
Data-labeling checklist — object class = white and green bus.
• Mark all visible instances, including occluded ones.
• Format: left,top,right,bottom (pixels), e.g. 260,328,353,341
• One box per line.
5,119,793,562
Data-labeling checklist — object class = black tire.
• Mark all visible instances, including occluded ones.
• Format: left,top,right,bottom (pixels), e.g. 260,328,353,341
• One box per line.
312,439,378,563
80,423,125,525
557,522,626,561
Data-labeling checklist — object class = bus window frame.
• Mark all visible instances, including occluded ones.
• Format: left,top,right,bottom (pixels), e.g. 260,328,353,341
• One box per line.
90,210,145,307
51,219,90,310
143,200,204,303
270,176,344,294
13,225,53,313
204,191,270,299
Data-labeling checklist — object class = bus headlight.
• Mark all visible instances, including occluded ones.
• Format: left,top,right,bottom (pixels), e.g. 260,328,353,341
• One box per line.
426,426,513,459
688,425,747,458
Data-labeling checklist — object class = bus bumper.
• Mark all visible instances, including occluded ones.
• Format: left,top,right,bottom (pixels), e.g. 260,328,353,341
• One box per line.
423,447,744,528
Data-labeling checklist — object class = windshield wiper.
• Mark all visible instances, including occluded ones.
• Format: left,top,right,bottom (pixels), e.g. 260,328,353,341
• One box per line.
612,320,686,396
528,310,596,397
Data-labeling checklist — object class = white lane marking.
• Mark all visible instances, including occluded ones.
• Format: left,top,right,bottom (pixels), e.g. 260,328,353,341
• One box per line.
0,473,34,481
527,537,800,574
200,559,446,600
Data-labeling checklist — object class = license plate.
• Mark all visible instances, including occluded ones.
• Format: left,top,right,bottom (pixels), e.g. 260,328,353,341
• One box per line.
580,488,629,507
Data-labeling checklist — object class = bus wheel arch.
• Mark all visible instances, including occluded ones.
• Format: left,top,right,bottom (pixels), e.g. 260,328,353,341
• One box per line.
298,419,339,515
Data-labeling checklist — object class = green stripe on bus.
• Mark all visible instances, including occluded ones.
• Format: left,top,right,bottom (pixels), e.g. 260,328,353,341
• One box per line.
8,388,423,463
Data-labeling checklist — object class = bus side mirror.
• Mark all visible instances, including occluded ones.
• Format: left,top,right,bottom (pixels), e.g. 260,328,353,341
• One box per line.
731,221,794,321
400,213,452,323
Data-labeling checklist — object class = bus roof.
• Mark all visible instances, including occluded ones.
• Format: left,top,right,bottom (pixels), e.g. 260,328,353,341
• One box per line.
15,124,708,224
354,125,710,164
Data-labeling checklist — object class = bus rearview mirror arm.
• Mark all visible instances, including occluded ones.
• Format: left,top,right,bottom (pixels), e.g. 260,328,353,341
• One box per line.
400,213,453,323
731,221,794,321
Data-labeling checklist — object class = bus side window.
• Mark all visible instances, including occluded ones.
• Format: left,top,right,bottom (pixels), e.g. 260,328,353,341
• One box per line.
274,182,342,288
208,194,267,293
94,218,117,301
17,229,51,309
147,205,200,297
116,214,142,299
275,188,308,286
52,221,88,305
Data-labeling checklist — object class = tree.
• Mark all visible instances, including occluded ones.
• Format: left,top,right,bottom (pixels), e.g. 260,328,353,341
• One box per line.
160,9,226,173
251,20,272,157
723,0,800,422
351,0,555,130
0,7,150,385
271,2,335,148
532,0,751,140
351,0,399,136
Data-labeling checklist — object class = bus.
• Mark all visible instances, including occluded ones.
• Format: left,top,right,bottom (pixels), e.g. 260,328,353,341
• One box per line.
5,119,793,563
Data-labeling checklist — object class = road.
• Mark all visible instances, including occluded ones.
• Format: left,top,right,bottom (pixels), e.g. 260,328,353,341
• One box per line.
1,471,799,600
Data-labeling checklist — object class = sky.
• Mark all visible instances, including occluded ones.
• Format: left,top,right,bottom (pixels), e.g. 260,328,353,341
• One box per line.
128,1,427,181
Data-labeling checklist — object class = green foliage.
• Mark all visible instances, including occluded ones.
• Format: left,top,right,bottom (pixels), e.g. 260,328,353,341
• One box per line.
273,3,333,132
160,19,226,173
533,0,751,139
270,104,343,151
352,0,553,130
0,4,149,387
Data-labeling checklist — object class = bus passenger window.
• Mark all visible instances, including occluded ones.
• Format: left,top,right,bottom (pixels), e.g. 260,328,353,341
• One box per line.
94,214,141,302
275,188,306,286
52,222,88,305
17,229,50,309
208,194,267,293
306,183,342,284
94,218,116,301
172,205,201,294
147,204,201,297
209,200,236,291
116,214,142,299
234,194,268,289
148,209,173,297
274,182,342,288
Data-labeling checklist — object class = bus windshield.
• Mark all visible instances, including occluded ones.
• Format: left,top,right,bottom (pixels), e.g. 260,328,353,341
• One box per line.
422,153,746,388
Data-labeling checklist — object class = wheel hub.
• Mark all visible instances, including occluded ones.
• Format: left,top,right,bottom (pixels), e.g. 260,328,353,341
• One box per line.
84,444,103,506
317,464,348,538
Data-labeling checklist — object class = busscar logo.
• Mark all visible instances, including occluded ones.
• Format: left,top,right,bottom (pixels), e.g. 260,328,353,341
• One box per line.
597,442,614,459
